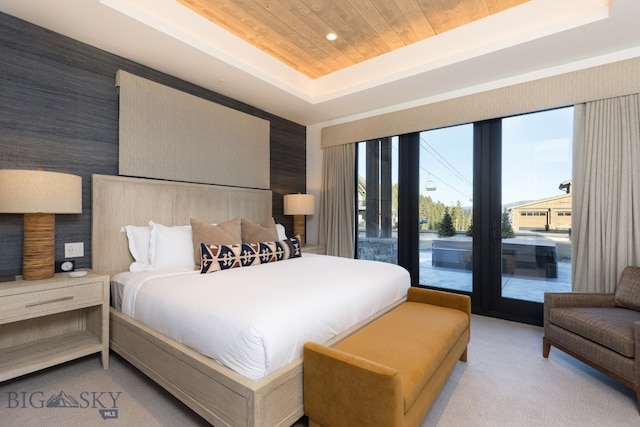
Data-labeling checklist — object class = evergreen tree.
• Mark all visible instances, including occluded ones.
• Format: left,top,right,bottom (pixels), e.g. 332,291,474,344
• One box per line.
501,211,515,238
438,208,456,237
451,201,464,230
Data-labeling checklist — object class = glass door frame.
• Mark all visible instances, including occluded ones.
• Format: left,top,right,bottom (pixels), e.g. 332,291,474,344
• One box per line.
361,124,545,326
398,133,419,285
472,119,542,325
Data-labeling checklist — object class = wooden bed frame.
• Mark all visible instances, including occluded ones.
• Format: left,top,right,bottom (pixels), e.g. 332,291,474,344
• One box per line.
91,174,403,427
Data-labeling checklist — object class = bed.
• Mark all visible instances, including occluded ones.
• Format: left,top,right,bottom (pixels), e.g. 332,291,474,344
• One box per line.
91,174,410,426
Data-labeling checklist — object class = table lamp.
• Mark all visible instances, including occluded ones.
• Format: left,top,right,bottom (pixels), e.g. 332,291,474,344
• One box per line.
0,169,82,280
284,193,315,246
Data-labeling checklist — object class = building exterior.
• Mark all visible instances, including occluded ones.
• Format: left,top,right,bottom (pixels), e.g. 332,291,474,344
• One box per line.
507,181,572,232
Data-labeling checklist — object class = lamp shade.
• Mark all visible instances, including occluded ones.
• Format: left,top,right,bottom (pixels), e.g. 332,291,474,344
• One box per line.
284,193,315,216
0,170,82,214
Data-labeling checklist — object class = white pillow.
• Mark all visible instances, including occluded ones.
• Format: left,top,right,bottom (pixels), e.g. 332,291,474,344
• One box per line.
148,221,194,270
276,223,287,241
121,225,152,272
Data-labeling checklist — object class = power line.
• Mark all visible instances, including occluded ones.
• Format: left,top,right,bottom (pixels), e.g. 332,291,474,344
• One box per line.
419,136,471,201
419,165,471,201
420,136,472,187
366,139,472,201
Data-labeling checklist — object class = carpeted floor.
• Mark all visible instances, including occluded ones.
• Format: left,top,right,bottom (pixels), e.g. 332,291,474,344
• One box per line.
1,314,637,426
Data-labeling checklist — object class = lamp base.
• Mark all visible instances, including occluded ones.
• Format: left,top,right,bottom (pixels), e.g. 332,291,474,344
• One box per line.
292,214,306,246
23,213,55,280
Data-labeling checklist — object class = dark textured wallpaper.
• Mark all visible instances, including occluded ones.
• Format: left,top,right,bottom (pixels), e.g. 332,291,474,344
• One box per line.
0,12,306,276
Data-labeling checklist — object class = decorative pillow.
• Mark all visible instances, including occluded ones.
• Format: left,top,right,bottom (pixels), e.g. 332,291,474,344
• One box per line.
121,225,151,272
614,266,640,311
200,237,301,274
276,223,287,240
190,217,242,267
148,221,194,270
241,217,278,244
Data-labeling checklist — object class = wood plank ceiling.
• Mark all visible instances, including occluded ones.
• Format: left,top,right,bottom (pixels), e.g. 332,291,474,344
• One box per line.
177,0,529,79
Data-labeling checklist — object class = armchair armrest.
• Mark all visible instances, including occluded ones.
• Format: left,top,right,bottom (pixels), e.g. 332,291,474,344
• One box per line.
303,341,404,427
635,321,640,382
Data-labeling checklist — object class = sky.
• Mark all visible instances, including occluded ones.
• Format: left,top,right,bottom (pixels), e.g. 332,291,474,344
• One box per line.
359,106,574,207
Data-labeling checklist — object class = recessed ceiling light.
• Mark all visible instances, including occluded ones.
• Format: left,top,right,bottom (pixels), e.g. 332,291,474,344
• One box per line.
326,32,337,41
218,77,227,82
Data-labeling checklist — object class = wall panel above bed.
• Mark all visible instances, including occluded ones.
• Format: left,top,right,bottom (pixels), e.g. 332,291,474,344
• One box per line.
116,70,270,189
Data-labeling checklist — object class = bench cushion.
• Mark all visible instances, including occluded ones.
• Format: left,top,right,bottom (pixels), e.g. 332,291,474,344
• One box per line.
549,307,640,357
333,301,468,411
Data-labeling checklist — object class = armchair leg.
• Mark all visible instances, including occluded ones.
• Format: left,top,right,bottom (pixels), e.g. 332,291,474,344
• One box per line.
545,336,640,414
542,336,551,358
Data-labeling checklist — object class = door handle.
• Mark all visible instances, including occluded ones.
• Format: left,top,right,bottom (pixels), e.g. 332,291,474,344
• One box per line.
492,220,502,240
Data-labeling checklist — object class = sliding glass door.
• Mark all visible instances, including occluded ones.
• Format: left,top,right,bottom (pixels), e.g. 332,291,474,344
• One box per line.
418,124,473,293
473,108,573,323
356,107,573,325
498,108,573,303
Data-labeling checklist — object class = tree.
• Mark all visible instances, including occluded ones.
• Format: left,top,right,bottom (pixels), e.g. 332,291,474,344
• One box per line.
501,211,515,238
451,202,464,230
438,208,456,237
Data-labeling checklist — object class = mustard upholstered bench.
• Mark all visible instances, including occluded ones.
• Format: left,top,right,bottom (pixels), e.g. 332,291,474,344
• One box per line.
303,287,471,427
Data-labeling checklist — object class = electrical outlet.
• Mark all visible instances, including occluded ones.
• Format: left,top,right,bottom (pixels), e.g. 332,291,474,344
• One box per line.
65,242,84,258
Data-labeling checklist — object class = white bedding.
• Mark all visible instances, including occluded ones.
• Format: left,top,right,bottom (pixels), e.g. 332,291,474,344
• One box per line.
112,254,410,380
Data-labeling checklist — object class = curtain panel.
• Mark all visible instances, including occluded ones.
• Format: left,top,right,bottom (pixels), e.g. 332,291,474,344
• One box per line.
319,144,356,258
572,93,640,292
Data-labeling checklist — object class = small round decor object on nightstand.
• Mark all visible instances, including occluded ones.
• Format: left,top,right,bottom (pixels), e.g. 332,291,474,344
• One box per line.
60,261,75,272
69,271,88,278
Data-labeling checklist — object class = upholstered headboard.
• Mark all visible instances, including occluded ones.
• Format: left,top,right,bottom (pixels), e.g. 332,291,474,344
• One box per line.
91,174,272,276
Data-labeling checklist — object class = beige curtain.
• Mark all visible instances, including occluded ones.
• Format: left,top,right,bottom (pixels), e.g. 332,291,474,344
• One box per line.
319,144,356,257
572,93,640,293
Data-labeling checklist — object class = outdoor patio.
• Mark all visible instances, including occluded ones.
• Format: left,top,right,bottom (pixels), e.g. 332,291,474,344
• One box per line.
359,230,572,303
418,231,572,303
419,253,571,303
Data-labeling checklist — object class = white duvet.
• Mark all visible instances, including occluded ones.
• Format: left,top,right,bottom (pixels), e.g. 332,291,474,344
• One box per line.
112,254,410,381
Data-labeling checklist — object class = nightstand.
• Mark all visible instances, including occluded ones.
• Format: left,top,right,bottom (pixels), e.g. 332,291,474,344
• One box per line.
0,271,109,382
302,245,326,255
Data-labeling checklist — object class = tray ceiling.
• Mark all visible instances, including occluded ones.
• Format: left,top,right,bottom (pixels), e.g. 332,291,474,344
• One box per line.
178,0,528,79
2,0,636,125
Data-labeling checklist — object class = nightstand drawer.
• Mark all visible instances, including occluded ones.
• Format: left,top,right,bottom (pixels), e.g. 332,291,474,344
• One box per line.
0,281,103,324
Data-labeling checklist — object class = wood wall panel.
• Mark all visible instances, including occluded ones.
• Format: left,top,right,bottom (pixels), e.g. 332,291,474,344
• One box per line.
270,120,307,228
0,12,306,276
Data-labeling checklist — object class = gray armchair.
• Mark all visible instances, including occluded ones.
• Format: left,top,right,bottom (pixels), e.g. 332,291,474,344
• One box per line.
543,266,640,412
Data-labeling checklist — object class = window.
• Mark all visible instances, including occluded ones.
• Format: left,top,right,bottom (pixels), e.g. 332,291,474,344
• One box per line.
356,137,398,264
355,106,574,324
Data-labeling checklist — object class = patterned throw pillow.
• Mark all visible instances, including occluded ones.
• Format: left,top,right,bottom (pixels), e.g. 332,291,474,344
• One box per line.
190,217,242,267
200,237,301,273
